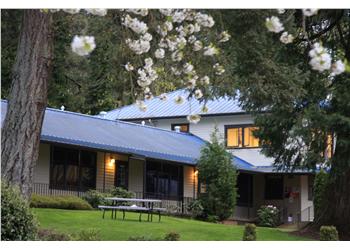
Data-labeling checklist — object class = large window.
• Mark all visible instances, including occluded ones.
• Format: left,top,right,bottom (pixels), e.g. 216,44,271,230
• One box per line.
237,173,253,207
115,161,128,189
50,146,96,190
146,160,183,200
265,175,284,200
225,125,260,148
171,123,189,133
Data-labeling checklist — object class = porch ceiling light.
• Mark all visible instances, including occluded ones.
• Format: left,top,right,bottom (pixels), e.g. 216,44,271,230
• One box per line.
109,158,115,167
194,170,198,176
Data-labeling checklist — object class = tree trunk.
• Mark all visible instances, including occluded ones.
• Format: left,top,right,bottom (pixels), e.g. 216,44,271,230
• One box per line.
1,10,53,200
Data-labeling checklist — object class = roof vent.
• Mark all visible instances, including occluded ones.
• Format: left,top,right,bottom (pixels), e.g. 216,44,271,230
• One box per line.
60,105,65,111
174,126,181,132
141,121,145,126
99,111,107,118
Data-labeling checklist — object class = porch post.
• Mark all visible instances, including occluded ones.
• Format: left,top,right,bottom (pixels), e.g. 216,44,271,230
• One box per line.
143,159,146,199
103,152,106,192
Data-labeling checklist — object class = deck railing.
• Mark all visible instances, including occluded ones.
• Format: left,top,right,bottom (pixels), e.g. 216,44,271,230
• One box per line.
32,182,194,214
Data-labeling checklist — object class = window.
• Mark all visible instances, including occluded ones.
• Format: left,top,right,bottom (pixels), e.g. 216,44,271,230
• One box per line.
325,134,333,159
237,173,253,207
146,160,183,200
115,161,128,189
50,146,96,191
225,125,260,148
171,123,189,133
265,175,284,200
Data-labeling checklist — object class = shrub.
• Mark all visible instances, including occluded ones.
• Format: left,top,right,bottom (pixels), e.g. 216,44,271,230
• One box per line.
73,229,100,241
320,226,339,241
257,205,280,227
197,127,238,220
164,231,180,241
242,223,257,241
187,199,205,219
109,187,135,198
128,235,160,241
1,181,38,240
313,170,328,220
83,190,108,208
30,194,93,210
37,229,72,241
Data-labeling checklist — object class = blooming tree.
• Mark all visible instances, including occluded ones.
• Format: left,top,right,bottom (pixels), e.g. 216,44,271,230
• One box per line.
60,8,231,124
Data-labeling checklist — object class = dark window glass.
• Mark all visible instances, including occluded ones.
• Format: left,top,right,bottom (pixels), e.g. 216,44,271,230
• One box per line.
146,161,183,200
265,175,284,200
237,173,253,207
115,161,128,189
50,146,96,191
171,123,189,133
308,175,314,201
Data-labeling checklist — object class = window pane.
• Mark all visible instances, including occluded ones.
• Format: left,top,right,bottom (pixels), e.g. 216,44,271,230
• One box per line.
265,175,283,200
227,127,243,147
244,127,260,147
81,167,96,190
116,162,128,189
171,124,189,133
51,164,65,188
325,134,333,159
66,164,79,188
80,150,96,168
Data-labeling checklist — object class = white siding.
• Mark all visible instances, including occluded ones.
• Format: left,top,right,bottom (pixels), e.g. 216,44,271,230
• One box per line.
34,143,51,184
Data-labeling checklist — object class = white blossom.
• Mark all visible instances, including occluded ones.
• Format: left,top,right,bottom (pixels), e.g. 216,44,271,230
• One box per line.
171,67,182,76
159,93,168,101
187,114,201,124
277,9,286,14
164,21,173,31
302,9,318,17
62,9,80,14
154,48,165,59
193,23,201,33
279,32,294,44
218,31,231,43
159,9,173,16
200,76,210,85
171,10,187,23
124,62,134,71
122,14,148,34
185,78,197,89
141,33,153,42
174,95,184,104
144,87,150,93
194,89,203,99
71,35,96,56
136,100,147,112
183,63,194,74
213,63,225,75
125,38,150,54
331,60,345,75
195,12,215,27
125,9,148,16
308,43,332,72
144,58,153,68
203,45,219,56
193,40,203,51
188,35,197,44
171,50,184,62
85,9,107,16
265,16,284,33
201,105,209,113
184,24,195,35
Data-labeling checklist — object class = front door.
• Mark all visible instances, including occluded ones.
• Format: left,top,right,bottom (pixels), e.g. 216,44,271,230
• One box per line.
237,173,253,207
115,161,129,189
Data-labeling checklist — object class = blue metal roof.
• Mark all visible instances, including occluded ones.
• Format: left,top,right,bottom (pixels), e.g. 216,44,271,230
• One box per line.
104,89,245,120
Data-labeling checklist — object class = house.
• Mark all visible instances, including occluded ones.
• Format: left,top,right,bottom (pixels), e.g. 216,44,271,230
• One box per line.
103,89,317,223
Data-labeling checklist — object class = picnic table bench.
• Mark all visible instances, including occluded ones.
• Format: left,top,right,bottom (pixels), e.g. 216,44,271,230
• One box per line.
98,197,166,222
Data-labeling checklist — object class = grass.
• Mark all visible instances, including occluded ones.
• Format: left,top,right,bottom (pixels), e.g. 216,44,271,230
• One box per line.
33,208,311,241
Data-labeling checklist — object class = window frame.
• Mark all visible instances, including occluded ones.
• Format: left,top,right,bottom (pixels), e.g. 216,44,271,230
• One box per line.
225,124,260,149
171,123,190,133
49,145,97,191
115,160,129,189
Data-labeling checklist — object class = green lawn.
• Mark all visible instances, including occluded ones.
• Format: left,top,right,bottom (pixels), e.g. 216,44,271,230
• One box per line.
33,208,310,241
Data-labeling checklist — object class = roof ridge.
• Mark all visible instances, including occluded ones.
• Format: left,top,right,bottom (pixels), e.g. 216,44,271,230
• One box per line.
1,99,204,142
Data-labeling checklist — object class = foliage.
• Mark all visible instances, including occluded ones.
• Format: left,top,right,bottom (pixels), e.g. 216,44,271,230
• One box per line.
257,205,280,227
197,127,238,220
30,194,93,210
1,180,38,240
73,229,101,241
320,226,339,241
83,190,108,208
128,235,160,241
242,223,257,241
313,170,329,220
164,231,181,241
37,229,72,241
187,199,205,219
109,186,135,198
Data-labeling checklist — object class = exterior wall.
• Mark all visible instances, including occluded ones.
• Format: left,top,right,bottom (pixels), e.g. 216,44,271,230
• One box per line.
139,114,254,142
183,165,197,198
300,175,314,221
128,158,144,195
34,143,51,184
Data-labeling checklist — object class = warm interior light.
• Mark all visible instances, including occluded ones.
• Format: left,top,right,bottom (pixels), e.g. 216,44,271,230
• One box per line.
194,170,198,176
109,158,115,167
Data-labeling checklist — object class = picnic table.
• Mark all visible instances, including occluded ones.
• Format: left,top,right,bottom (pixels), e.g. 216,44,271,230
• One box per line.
98,197,166,222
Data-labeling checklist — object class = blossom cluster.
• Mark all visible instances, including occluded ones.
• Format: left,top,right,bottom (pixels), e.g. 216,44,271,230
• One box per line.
120,9,230,123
